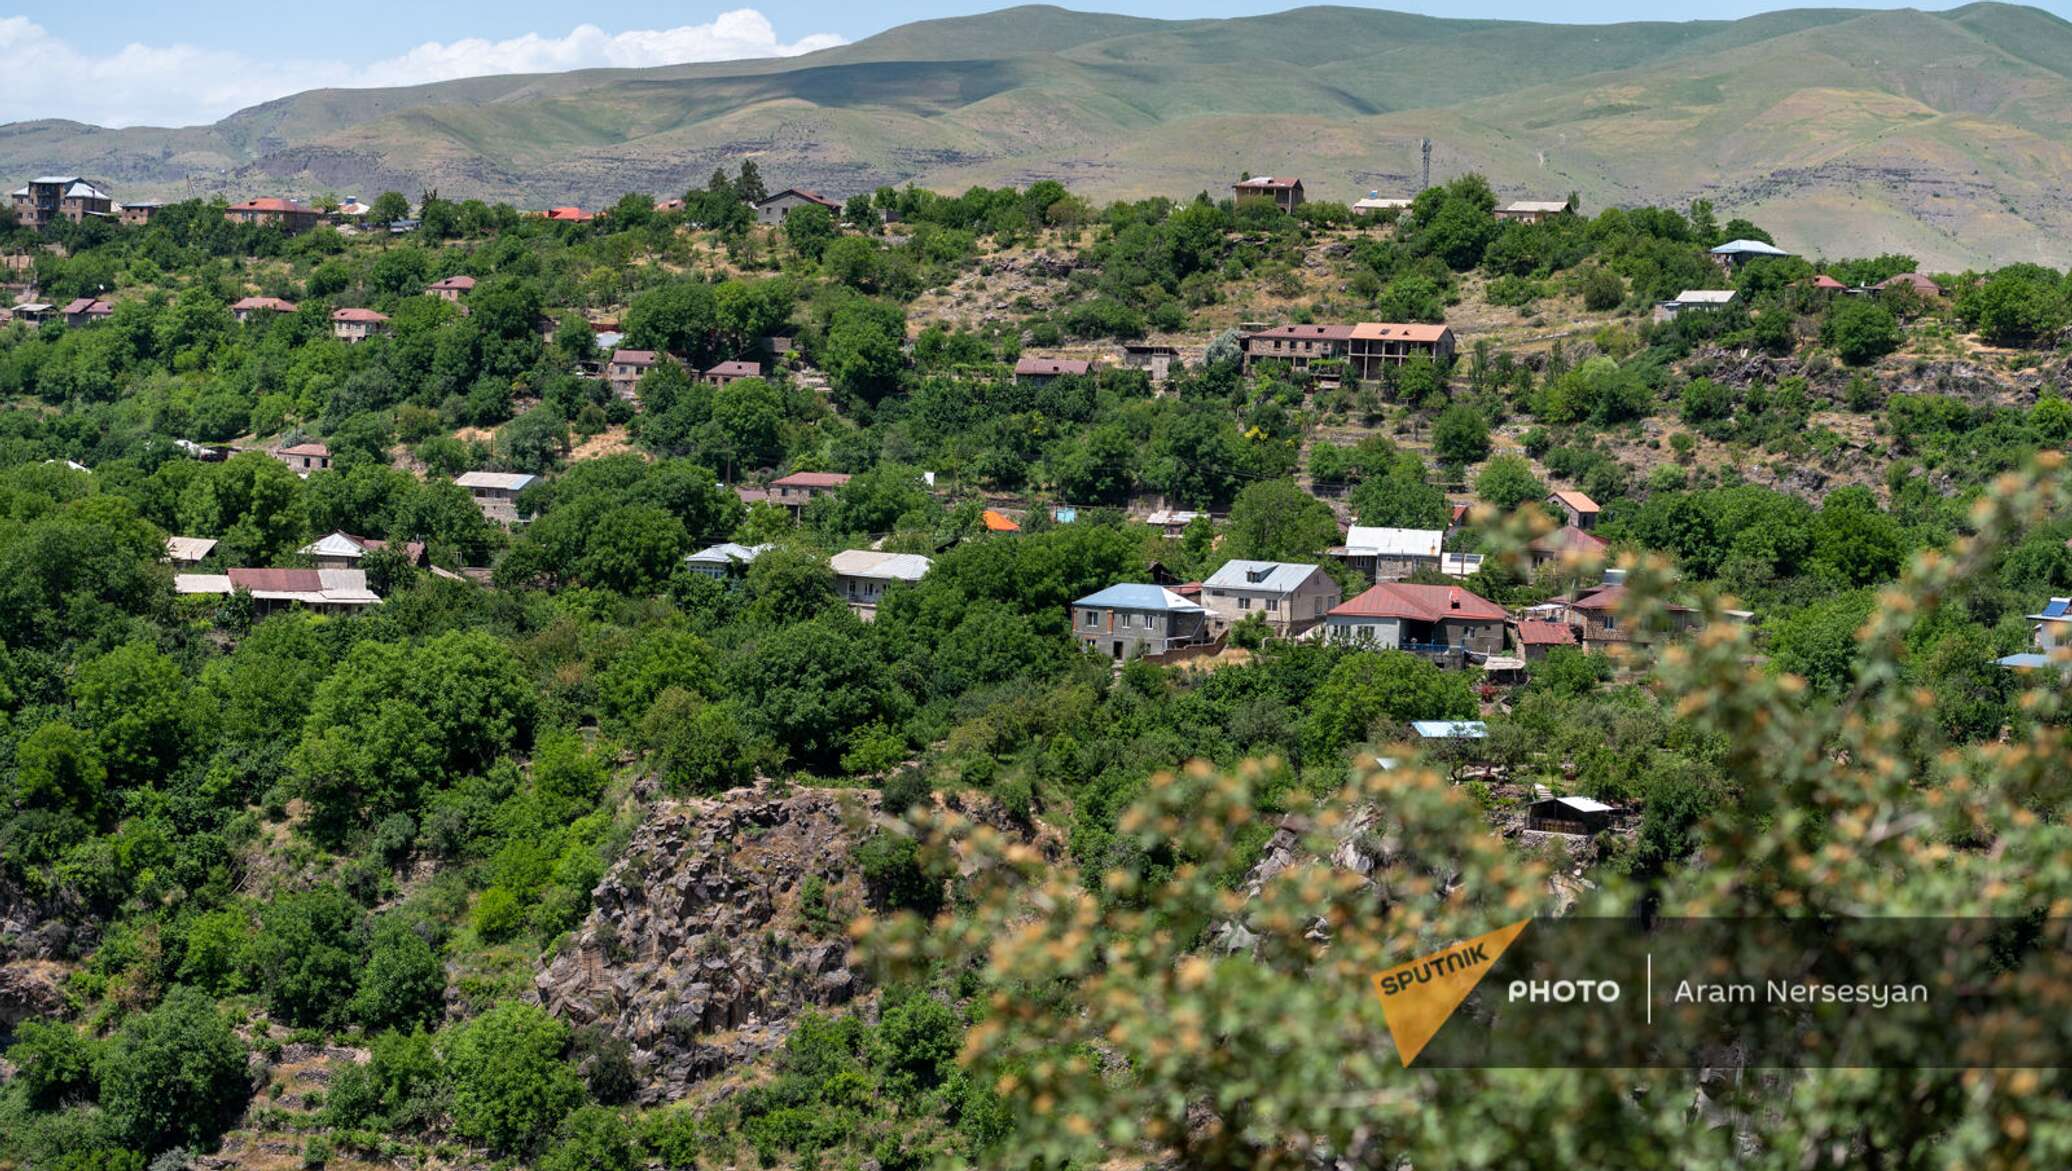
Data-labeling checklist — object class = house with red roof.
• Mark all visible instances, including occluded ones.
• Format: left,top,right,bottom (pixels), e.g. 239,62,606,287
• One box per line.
1526,524,1609,575
1323,582,1506,662
272,441,331,476
1512,618,1578,661
1568,583,1702,649
225,197,320,234
62,298,112,327
331,307,390,342
230,296,298,322
1547,489,1601,530
702,360,760,388
426,275,476,303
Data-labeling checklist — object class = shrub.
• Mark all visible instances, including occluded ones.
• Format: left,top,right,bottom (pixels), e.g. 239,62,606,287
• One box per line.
351,916,447,1032
473,886,525,942
444,1002,582,1154
98,988,251,1153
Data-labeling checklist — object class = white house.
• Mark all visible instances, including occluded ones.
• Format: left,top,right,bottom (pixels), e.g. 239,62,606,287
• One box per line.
684,542,771,578
1334,526,1444,581
831,549,931,618
1200,560,1341,636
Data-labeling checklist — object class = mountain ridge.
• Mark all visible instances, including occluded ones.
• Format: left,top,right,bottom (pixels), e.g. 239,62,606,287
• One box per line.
7,3,2072,267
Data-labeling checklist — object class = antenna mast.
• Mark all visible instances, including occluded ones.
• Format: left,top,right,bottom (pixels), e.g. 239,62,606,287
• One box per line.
1420,138,1432,192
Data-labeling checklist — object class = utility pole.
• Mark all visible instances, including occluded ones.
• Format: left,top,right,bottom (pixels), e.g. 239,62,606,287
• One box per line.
1420,138,1432,192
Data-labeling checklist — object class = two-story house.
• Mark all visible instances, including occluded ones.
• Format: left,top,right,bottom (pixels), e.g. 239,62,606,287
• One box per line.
830,550,930,618
9,177,114,229
769,471,851,517
1526,524,1609,576
1335,526,1443,581
454,471,541,525
1999,597,2072,669
1568,584,1701,650
1200,560,1342,636
331,308,390,342
702,360,760,388
426,275,476,302
1072,584,1211,660
1323,582,1506,664
231,296,298,323
1547,490,1601,530
225,198,321,234
298,530,426,569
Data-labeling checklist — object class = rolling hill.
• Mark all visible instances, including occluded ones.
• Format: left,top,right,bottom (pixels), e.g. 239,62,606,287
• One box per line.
9,3,2072,267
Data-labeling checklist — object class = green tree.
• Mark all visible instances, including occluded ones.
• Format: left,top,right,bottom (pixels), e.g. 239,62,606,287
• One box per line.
252,886,364,1028
785,204,838,261
71,642,191,789
1221,480,1340,563
368,191,412,226
1301,650,1477,757
1430,403,1491,465
733,611,895,770
98,988,251,1154
821,298,906,404
539,1105,637,1171
351,916,446,1032
444,1001,583,1154
1474,454,1545,512
1820,296,1903,365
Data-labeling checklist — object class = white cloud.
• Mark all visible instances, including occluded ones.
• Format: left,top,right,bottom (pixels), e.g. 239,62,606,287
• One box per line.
0,11,845,129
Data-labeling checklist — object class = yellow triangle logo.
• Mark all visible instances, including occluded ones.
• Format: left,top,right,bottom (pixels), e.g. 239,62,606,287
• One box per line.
1370,919,1530,1067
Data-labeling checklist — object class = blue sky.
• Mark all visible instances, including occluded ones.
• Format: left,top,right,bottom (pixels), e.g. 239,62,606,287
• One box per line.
2,1,2054,127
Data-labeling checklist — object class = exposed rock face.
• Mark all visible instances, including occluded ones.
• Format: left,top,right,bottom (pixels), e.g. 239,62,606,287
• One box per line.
536,787,876,1103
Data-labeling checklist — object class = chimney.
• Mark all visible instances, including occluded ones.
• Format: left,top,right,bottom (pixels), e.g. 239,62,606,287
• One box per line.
1449,589,1461,611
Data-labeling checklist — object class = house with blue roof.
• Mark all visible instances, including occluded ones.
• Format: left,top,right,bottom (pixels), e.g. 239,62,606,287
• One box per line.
1999,597,2072,670
1072,584,1210,660
1200,560,1341,637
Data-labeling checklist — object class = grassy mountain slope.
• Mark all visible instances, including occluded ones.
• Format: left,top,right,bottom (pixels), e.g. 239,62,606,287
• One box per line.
7,3,2072,265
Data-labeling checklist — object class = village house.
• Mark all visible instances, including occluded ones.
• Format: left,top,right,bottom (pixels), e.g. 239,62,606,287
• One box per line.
753,188,842,226
1810,274,1849,296
543,207,594,223
1547,490,1601,530
1512,618,1577,661
9,177,114,229
1347,322,1456,376
1996,597,2072,669
769,471,851,517
831,549,931,618
454,471,541,525
1709,238,1792,272
1120,342,1179,382
702,360,760,388
1527,524,1609,575
1332,526,1444,581
165,536,218,567
10,303,54,328
1526,795,1615,836
224,198,321,234
176,567,380,616
1200,560,1341,636
606,349,676,401
118,202,165,226
273,442,331,476
426,275,476,302
331,307,390,342
1876,272,1942,298
1323,582,1507,664
1232,176,1305,213
1014,356,1091,386
683,542,771,579
297,531,426,570
62,298,112,327
1241,324,1353,374
1352,193,1414,215
230,296,298,322
1241,322,1455,378
1073,583,1211,660
1495,200,1572,223
1145,508,1204,539
1652,289,1737,324
1568,583,1701,650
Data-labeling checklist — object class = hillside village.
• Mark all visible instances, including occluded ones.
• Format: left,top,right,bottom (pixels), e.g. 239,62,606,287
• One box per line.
1,151,2070,1170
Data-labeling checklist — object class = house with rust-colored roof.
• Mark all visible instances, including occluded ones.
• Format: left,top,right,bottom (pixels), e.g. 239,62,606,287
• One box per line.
1324,582,1506,662
1526,524,1609,575
1512,618,1578,661
62,298,112,327
702,360,760,388
1547,489,1601,530
1014,356,1091,385
770,470,851,517
231,296,298,322
331,307,390,342
426,275,476,302
225,197,320,234
754,188,842,226
1232,176,1305,213
272,441,331,476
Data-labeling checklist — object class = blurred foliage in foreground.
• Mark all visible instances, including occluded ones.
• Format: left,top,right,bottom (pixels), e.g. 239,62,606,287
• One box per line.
862,456,2072,1169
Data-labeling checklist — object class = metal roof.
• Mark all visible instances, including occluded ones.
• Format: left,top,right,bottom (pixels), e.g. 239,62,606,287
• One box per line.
1075,583,1205,612
685,541,771,566
1203,560,1326,593
1710,239,1791,257
1343,526,1442,558
2031,597,2072,621
830,549,932,581
1411,720,1488,739
454,471,540,492
1671,289,1737,305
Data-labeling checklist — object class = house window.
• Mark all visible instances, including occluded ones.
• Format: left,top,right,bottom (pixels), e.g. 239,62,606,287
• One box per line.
1238,597,1251,610
1602,614,1617,631
1265,598,1279,612
1083,610,1097,628
1120,613,1134,628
